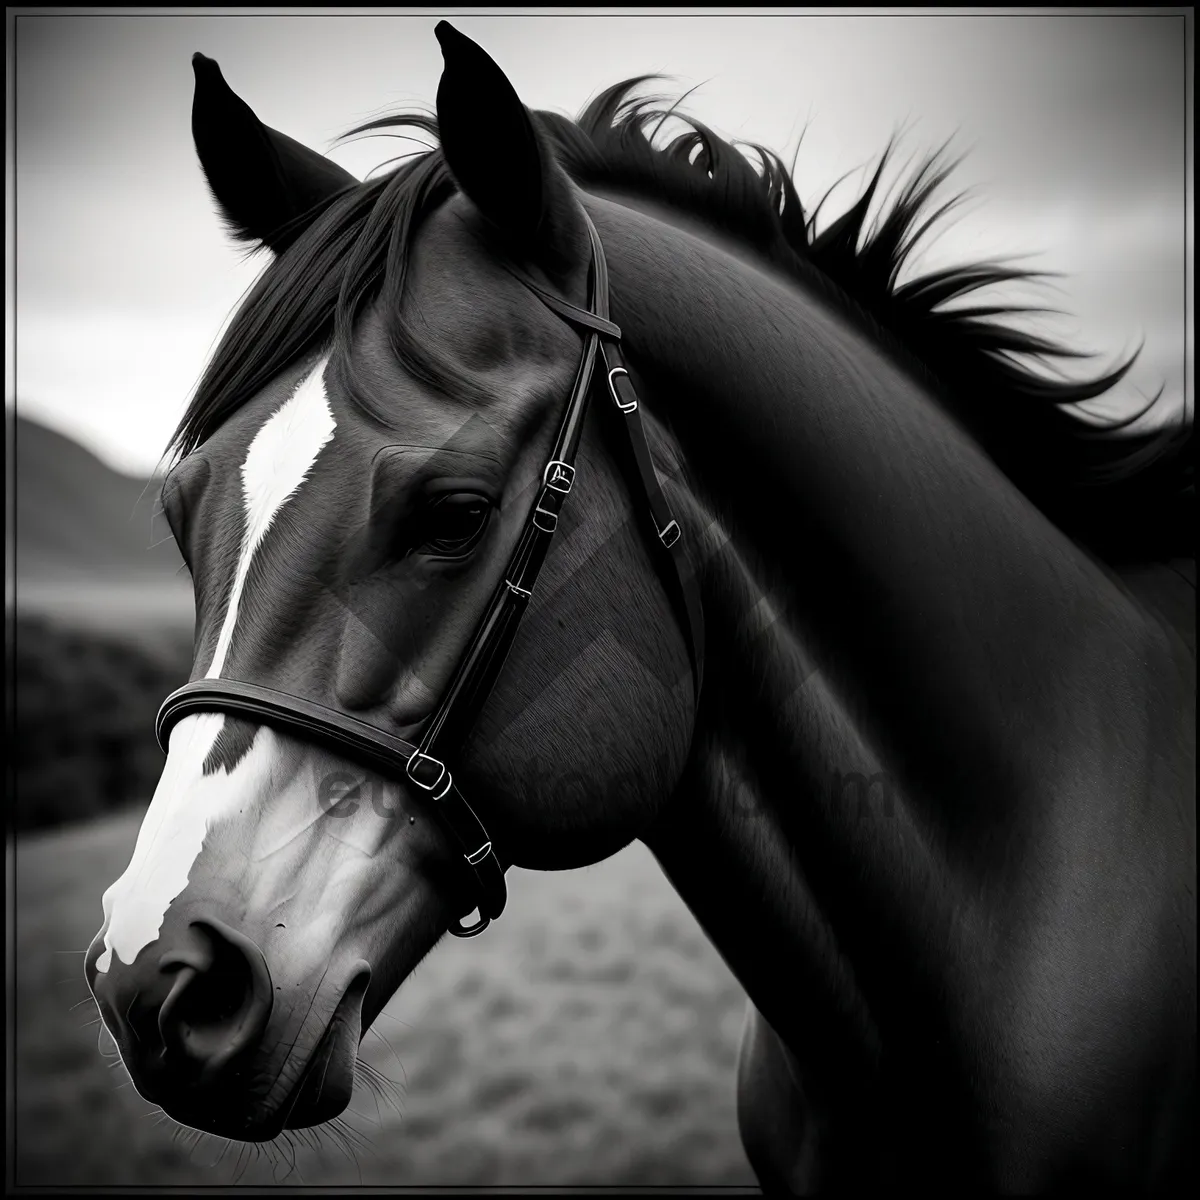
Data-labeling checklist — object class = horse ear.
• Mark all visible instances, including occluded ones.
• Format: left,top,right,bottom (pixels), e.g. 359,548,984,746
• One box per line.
191,52,358,254
433,22,579,271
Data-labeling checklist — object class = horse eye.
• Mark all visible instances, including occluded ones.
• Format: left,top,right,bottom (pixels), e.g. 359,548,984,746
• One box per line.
415,493,492,559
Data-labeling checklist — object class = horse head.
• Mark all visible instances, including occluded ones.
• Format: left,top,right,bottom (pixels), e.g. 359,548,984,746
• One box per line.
85,22,698,1141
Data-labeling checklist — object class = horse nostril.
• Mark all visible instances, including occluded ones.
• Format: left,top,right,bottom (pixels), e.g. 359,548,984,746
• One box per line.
171,954,250,1032
157,921,274,1077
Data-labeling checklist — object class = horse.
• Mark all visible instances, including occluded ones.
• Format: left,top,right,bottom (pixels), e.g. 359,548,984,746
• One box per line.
84,21,1194,1192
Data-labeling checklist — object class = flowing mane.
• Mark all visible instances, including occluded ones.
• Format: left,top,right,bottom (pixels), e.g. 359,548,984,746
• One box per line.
172,78,1193,559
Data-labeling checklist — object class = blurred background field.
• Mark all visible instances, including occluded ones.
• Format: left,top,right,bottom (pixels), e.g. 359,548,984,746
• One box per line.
12,415,194,833
10,413,758,1189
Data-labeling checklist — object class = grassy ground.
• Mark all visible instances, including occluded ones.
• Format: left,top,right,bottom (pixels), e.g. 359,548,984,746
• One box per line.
14,809,760,1189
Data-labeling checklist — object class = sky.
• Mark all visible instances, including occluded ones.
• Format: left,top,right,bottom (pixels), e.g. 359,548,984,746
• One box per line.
9,8,1191,477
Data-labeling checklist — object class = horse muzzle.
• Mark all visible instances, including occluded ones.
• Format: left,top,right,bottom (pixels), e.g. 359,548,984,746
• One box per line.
85,918,366,1141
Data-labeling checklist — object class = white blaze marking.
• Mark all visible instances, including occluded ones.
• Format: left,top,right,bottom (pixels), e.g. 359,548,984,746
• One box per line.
94,357,336,972
95,713,274,972
207,357,336,678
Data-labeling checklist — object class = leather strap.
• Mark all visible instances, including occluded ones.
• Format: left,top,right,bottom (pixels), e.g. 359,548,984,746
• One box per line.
583,217,706,703
155,678,507,936
498,217,706,700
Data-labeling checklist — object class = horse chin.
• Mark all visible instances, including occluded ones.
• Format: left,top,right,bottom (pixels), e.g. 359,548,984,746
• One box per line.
278,981,365,1132
280,1022,358,1131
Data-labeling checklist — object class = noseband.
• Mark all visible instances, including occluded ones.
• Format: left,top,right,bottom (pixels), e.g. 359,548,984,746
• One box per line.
156,208,705,937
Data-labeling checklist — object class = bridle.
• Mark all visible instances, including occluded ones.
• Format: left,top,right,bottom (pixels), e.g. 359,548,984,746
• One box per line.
155,207,705,938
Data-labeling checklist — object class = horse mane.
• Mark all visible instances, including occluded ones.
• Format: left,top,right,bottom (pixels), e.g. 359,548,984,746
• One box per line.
170,79,1193,559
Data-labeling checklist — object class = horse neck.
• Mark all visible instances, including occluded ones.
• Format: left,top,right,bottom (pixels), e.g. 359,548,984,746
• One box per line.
584,187,1184,837
644,500,890,1106
595,189,1193,1120
639,482,985,1112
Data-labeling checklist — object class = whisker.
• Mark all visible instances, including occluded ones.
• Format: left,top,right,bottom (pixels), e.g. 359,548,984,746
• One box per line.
231,1141,254,1185
362,1051,408,1099
357,1060,405,1120
374,1008,415,1030
361,1055,407,1098
329,1118,366,1185
322,1116,355,1161
353,1065,385,1128
346,1101,377,1128
332,1113,377,1164
356,1065,395,1111
314,1120,357,1182
263,1142,280,1182
267,1130,299,1183
283,1130,305,1184
366,1024,410,1090
188,1130,227,1170
212,1137,234,1172
294,1127,320,1158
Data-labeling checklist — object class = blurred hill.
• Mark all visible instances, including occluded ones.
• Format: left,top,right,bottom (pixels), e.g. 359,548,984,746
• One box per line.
12,414,195,830
13,413,193,630
14,412,185,582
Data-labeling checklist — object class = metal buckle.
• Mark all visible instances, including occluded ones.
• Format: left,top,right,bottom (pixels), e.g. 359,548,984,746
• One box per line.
450,912,491,938
657,519,681,548
608,366,637,413
533,504,558,533
465,840,493,867
543,460,575,493
506,579,532,599
406,751,452,800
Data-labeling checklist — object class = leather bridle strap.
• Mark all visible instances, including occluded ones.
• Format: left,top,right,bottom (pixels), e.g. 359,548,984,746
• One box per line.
155,206,704,940
490,215,706,701
155,678,508,934
420,210,705,771
541,212,706,702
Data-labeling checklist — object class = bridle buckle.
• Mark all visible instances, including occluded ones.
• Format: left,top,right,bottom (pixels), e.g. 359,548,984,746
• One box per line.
543,461,575,493
406,751,452,800
608,366,637,413
465,841,493,867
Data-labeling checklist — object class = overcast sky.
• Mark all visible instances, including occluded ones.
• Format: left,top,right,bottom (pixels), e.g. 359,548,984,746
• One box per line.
10,9,1190,477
